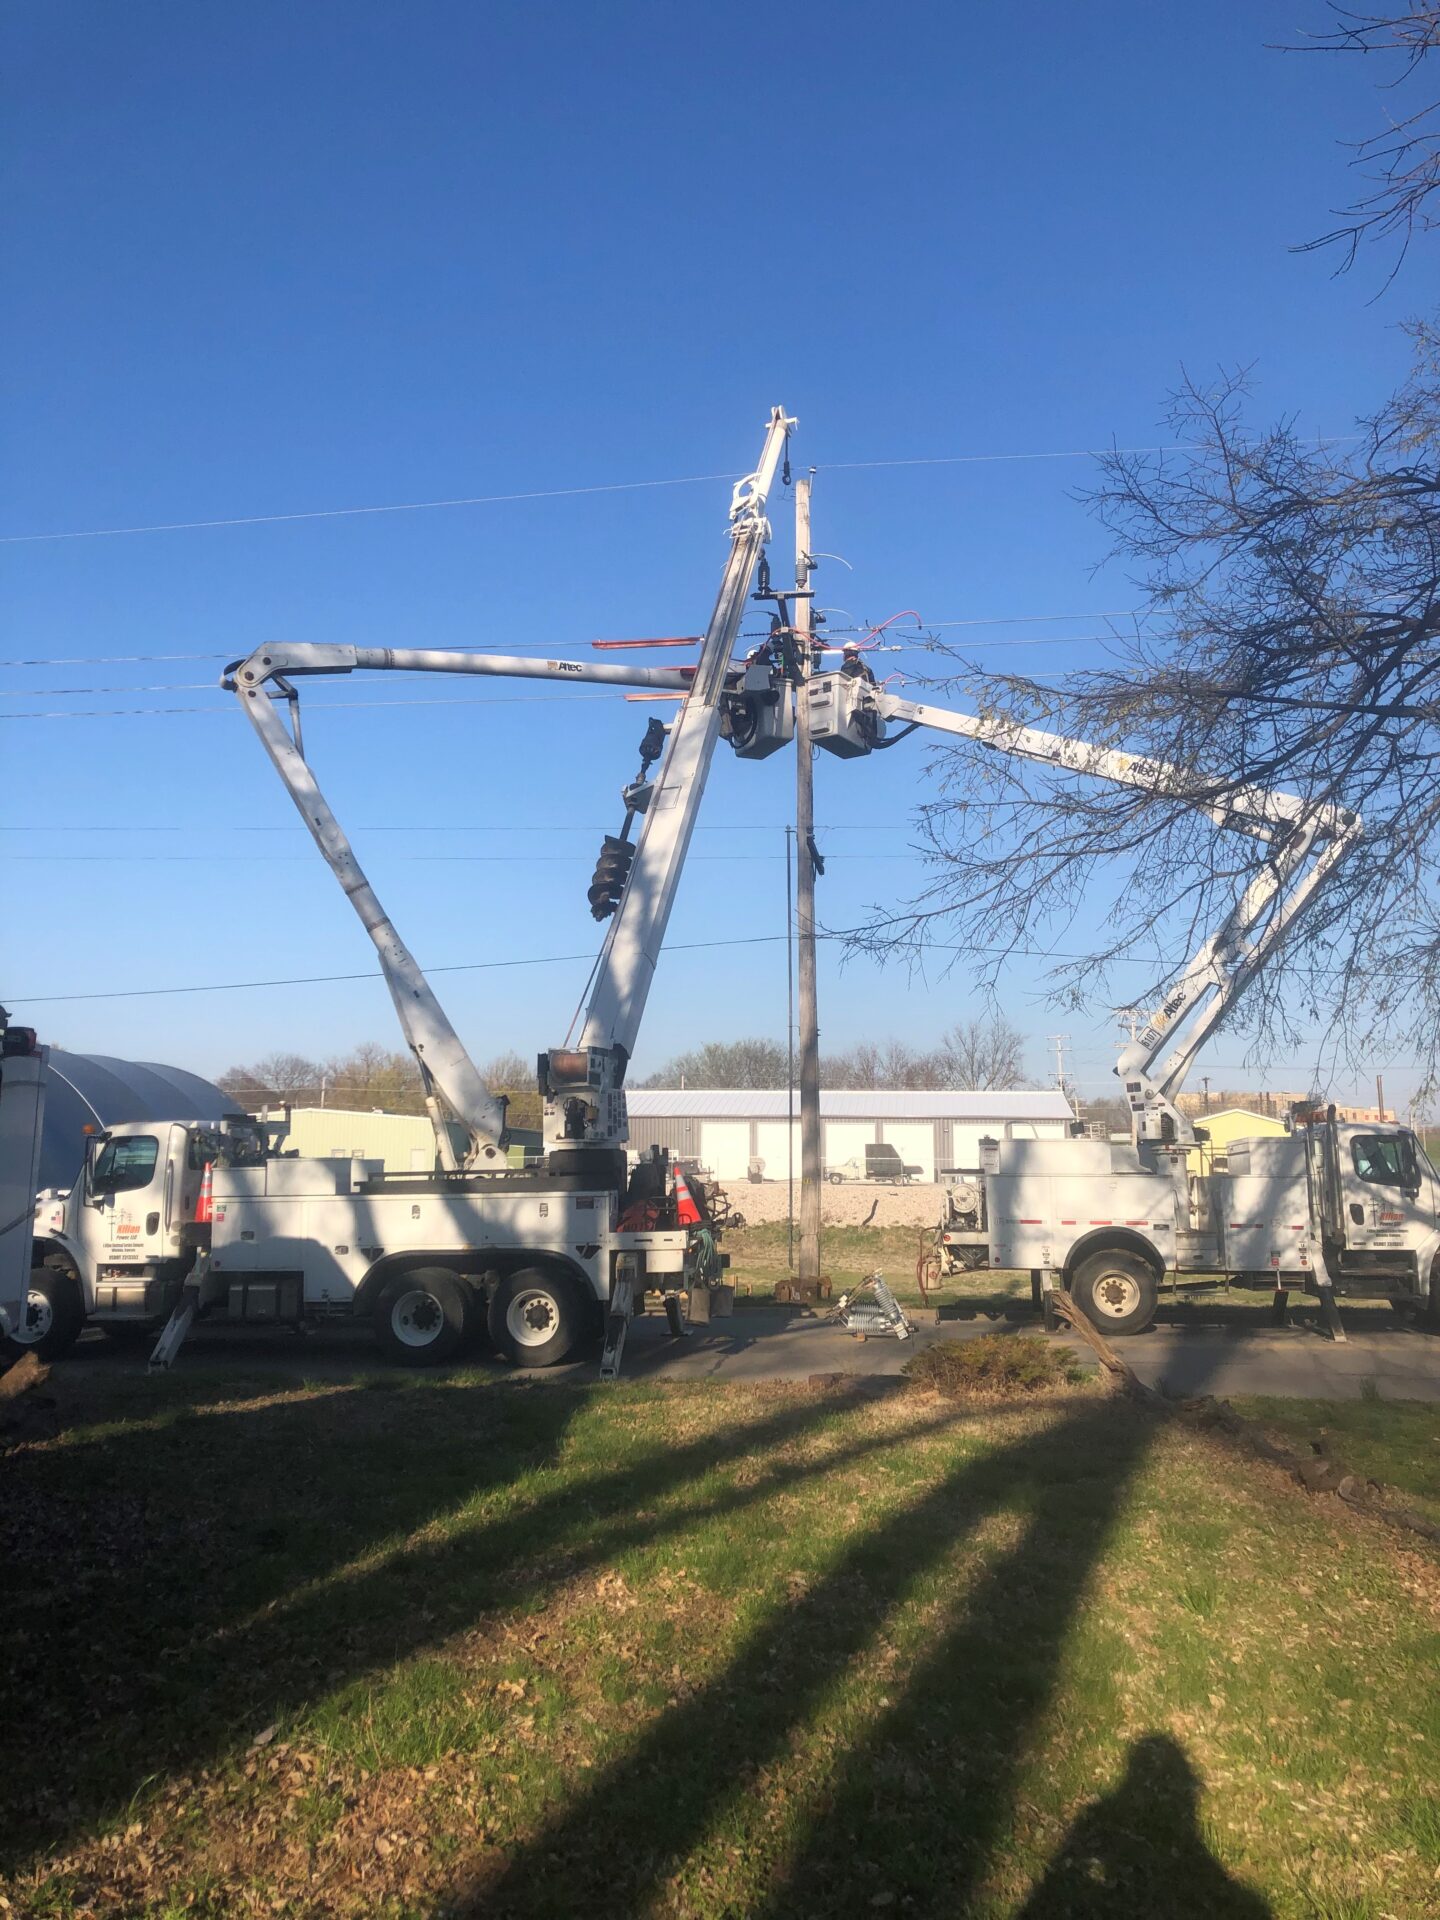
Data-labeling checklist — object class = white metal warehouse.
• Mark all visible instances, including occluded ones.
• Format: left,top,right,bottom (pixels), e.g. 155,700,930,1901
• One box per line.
624,1089,1074,1183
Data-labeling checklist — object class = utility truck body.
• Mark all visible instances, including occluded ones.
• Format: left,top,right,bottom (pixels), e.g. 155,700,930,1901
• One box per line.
937,1113,1440,1333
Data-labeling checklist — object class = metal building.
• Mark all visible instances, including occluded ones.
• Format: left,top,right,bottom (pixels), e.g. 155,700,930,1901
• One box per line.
624,1089,1074,1183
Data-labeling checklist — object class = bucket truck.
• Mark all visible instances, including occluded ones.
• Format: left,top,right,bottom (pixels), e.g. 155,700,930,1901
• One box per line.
807,670,1440,1339
133,408,797,1377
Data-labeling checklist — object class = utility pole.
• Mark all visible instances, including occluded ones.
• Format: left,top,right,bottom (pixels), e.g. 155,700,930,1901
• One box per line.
1376,1072,1386,1122
785,824,795,1271
1047,1033,1070,1091
794,473,823,1297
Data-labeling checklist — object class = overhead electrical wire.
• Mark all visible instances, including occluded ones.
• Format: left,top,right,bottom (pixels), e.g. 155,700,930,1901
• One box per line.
11,929,1167,1005
1,433,1360,547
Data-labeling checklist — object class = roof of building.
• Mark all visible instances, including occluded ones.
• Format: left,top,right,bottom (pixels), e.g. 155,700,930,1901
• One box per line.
39,1050,237,1191
626,1089,1074,1120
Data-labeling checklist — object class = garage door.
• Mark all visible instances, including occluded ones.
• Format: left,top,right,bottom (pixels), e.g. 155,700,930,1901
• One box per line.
753,1120,800,1183
822,1120,875,1177
877,1121,935,1182
699,1120,751,1182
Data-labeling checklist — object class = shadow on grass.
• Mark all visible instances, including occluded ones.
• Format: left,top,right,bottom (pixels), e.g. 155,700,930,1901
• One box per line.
0,1369,945,1872
1016,1732,1270,1917
443,1395,1209,1918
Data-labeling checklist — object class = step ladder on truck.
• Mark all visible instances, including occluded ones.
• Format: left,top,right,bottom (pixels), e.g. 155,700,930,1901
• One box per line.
146,408,799,1378
804,669,1440,1342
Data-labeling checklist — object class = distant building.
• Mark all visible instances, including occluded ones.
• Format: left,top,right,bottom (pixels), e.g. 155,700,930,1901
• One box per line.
273,1107,541,1172
624,1089,1074,1183
1186,1106,1287,1178
1176,1089,1394,1126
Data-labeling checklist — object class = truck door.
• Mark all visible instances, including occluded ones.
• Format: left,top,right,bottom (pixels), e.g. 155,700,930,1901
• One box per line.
87,1132,162,1264
1342,1130,1436,1260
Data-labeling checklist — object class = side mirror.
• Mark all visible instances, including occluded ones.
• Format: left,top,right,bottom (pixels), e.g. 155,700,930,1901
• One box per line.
82,1133,107,1206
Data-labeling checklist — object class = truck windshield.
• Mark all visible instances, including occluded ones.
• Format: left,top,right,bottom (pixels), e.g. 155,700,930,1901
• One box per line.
1351,1134,1419,1189
91,1135,159,1194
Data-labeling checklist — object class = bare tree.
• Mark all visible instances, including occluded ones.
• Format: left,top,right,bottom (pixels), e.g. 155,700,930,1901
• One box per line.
1289,4,1440,274
216,1052,322,1108
639,1038,790,1090
478,1051,542,1131
868,325,1440,1086
938,1015,1029,1089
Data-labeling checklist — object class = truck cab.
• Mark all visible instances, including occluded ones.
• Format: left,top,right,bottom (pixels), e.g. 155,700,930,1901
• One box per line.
18,1116,264,1358
1309,1117,1440,1303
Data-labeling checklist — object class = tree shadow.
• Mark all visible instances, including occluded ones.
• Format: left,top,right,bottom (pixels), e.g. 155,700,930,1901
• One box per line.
444,1394,1162,1918
1017,1733,1271,1918
0,1369,950,1873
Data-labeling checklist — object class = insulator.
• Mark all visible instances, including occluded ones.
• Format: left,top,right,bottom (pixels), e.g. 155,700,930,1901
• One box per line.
587,834,634,920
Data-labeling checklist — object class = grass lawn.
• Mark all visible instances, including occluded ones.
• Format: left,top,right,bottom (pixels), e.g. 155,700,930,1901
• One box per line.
1234,1394,1440,1533
2,1364,1438,1917
722,1222,1396,1324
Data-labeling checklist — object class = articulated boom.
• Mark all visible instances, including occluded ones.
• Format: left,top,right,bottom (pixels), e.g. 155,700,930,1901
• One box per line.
817,681,1362,1148
225,408,795,1174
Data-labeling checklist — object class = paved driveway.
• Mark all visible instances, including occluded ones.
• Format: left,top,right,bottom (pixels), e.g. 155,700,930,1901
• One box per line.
58,1302,1440,1401
615,1305,1440,1401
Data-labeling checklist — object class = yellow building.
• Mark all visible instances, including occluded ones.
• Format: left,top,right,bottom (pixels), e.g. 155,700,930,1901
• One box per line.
273,1107,538,1172
1186,1106,1288,1178
276,1106,437,1171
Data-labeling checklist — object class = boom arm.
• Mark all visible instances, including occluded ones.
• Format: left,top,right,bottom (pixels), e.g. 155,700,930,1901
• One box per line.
225,647,701,1169
225,406,795,1172
867,688,1363,1146
543,407,797,1153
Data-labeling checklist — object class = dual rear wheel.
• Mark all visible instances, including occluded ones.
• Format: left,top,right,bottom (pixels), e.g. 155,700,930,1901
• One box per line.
372,1264,590,1369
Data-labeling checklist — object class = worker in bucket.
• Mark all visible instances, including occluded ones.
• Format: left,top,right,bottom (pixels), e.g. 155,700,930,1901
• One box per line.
839,641,877,684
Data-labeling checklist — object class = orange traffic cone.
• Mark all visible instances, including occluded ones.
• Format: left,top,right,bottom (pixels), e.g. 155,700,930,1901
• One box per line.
195,1162,214,1224
673,1167,702,1227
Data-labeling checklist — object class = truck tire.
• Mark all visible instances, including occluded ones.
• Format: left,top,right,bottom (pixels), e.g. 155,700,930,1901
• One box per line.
1424,1256,1440,1329
3,1265,84,1361
827,1172,843,1185
1071,1249,1158,1337
374,1268,470,1367
488,1266,587,1369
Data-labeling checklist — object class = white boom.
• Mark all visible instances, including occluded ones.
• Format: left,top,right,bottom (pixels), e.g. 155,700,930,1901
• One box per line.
225,407,795,1171
854,687,1363,1146
547,407,796,1153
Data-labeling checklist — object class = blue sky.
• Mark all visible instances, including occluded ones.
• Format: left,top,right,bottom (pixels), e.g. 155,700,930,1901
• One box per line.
2,3,1431,1111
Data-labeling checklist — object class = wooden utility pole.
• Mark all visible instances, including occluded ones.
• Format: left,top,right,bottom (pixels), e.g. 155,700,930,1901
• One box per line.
793,474,823,1295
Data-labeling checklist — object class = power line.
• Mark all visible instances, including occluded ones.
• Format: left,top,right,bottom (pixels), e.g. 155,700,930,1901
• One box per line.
0,610,1178,673
12,931,1161,1006
0,470,741,545
0,821,912,835
0,689,632,721
3,435,1360,547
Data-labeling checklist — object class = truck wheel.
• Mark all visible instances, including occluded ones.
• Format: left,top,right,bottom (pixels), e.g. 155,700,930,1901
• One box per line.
827,1173,843,1185
488,1266,586,1369
1072,1250,1158,1337
3,1265,84,1360
1424,1257,1440,1329
374,1268,470,1367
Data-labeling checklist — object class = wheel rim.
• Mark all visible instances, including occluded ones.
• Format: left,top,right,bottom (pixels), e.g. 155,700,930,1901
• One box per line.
506,1285,560,1349
19,1286,54,1345
1092,1271,1142,1319
390,1287,445,1349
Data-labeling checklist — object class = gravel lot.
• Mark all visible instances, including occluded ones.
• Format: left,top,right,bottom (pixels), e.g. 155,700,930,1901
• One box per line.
721,1179,943,1227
